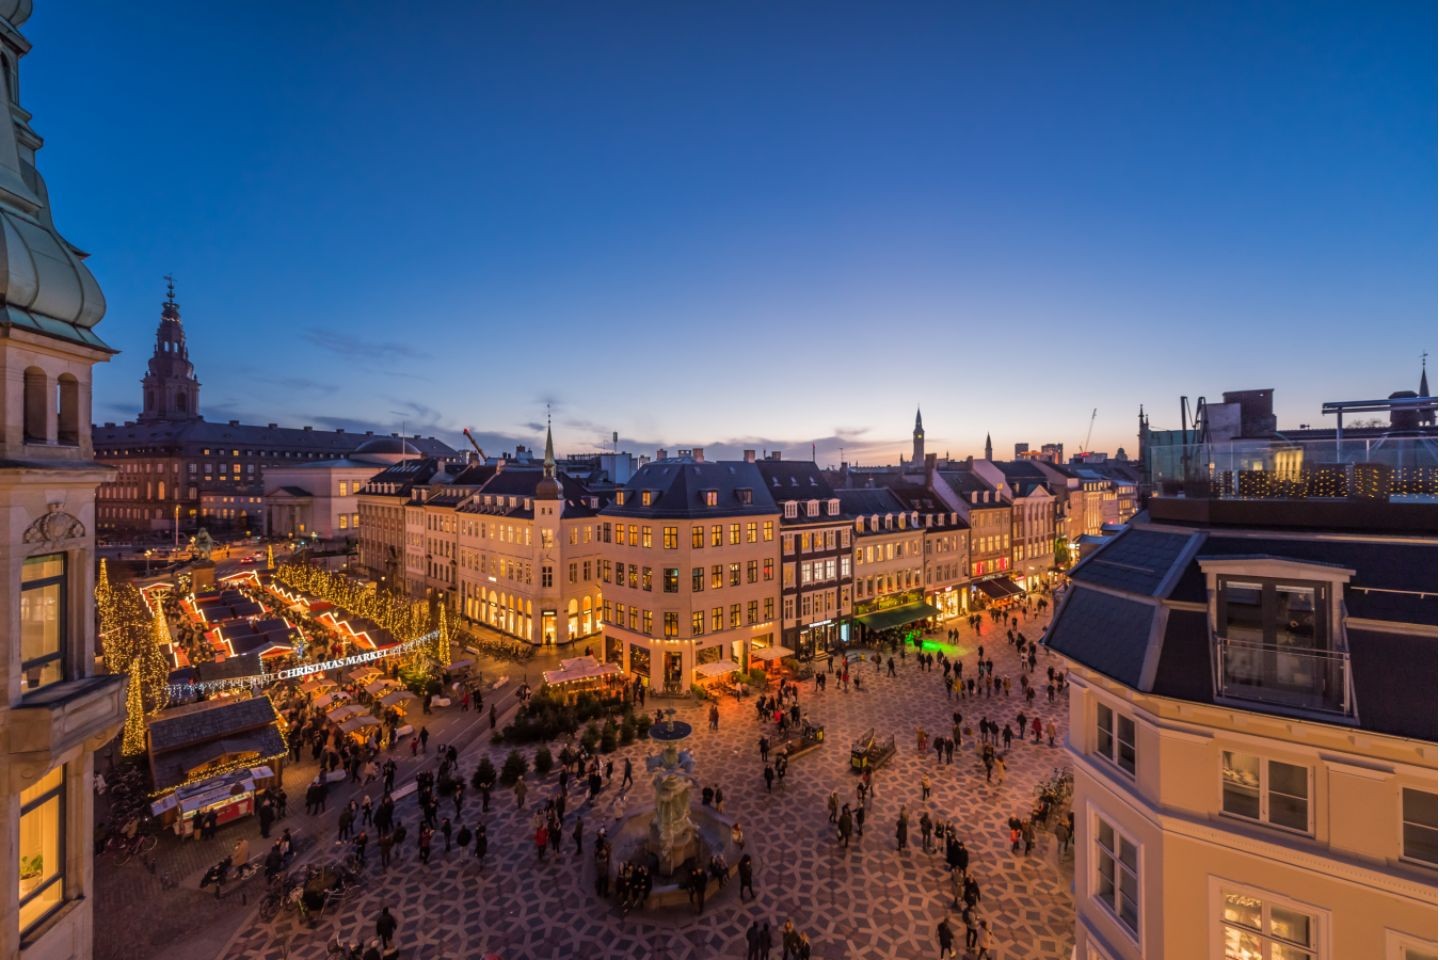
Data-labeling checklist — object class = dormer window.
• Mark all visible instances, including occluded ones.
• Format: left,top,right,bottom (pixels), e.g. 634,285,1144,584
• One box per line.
784,502,798,519
806,500,819,518
828,499,839,516
1205,560,1351,716
704,490,719,507
615,491,626,506
641,490,653,506
738,488,753,505
885,515,894,530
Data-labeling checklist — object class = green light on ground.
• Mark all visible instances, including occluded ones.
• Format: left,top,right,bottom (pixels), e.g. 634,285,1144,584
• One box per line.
920,638,964,658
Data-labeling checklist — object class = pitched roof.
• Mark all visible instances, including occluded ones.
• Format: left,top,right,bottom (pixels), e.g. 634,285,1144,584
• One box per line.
602,459,778,519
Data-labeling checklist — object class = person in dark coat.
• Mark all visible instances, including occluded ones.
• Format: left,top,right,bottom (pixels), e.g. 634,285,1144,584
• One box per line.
375,907,398,949
937,918,957,958
738,852,755,900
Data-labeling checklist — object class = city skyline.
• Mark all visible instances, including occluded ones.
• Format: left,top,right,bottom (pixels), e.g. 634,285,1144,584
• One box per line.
25,0,1436,462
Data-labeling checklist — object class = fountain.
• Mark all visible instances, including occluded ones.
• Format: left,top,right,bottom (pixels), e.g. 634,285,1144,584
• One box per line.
603,721,744,909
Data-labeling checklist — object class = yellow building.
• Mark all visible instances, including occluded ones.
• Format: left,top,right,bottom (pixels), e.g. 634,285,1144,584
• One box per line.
599,454,779,690
1048,494,1436,960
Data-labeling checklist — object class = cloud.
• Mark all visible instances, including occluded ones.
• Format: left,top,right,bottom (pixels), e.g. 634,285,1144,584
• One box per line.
301,328,430,362
251,374,330,394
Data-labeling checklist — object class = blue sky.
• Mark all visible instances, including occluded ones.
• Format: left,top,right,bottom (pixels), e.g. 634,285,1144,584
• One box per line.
24,1,1435,463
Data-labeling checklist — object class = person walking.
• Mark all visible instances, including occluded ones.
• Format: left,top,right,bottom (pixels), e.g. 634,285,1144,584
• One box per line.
896,810,909,852
920,773,931,801
827,790,839,823
572,816,584,856
738,852,755,900
838,805,853,849
976,919,996,959
515,776,527,810
375,907,398,950
763,764,775,793
937,918,957,959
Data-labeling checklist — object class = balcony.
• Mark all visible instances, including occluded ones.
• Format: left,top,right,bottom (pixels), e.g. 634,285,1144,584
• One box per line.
1152,438,1437,502
7,674,127,772
1215,636,1352,716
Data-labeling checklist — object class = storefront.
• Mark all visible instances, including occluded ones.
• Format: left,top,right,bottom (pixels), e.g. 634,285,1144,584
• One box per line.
972,576,1026,608
540,655,624,702
853,589,939,641
926,586,964,621
795,618,850,661
150,766,279,837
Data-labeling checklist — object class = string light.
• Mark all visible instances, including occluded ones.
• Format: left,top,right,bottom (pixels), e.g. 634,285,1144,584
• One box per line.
121,662,146,756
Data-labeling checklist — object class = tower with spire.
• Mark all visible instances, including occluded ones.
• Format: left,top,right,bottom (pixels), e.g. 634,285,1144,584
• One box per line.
912,407,925,467
984,432,993,462
536,410,561,500
138,277,201,422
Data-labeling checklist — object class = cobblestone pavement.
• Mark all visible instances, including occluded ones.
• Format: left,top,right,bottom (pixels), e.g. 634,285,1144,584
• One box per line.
91,639,551,960
209,606,1074,960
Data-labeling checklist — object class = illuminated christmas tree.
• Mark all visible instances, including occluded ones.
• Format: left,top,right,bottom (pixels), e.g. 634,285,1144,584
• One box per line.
103,584,171,714
435,603,452,667
266,544,275,571
120,661,147,756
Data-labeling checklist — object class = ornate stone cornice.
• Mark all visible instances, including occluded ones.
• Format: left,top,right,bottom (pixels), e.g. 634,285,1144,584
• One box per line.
23,502,85,548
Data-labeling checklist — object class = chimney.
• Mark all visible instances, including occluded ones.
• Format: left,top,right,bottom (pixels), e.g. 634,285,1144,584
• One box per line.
743,449,756,463
692,447,705,462
657,449,668,461
767,451,783,461
925,452,937,480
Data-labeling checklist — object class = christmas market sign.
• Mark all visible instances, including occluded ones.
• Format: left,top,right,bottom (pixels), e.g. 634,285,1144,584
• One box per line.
166,630,437,699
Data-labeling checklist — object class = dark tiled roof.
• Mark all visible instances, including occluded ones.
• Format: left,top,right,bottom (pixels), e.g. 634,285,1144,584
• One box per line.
602,460,778,519
94,419,458,458
836,488,908,518
152,726,288,791
1070,528,1193,597
755,461,837,500
1150,609,1215,703
1045,587,1154,688
1348,628,1437,741
358,458,443,496
148,696,281,752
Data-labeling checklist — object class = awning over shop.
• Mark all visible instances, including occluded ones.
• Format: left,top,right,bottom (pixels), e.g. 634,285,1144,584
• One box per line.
693,660,740,680
854,601,940,632
976,578,1025,600
750,646,795,663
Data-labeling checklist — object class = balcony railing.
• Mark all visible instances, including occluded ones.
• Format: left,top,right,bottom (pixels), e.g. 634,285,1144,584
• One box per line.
1151,438,1437,501
1215,636,1352,716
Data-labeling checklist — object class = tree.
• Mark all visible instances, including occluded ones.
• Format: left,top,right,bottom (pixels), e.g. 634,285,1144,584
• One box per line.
266,544,275,571
471,755,497,790
1053,536,1071,570
120,662,147,756
102,585,171,715
434,603,452,668
499,749,528,787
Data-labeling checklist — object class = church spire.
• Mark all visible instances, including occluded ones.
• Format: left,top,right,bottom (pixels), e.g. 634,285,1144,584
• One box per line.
543,411,556,476
138,276,201,422
984,432,993,461
536,407,561,500
911,406,925,467
1421,351,1430,398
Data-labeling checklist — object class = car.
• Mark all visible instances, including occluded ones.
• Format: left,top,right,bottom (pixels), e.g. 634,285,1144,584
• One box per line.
239,555,259,564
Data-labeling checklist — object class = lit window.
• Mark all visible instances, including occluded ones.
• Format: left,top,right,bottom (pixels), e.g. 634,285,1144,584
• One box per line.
21,554,66,693
1220,887,1316,960
1221,752,1310,833
1402,788,1437,866
1096,703,1136,776
691,526,704,549
663,526,678,549
1094,815,1139,935
691,611,704,636
19,765,65,935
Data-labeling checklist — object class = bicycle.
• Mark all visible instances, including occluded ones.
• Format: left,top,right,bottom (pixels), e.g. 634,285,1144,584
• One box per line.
108,830,157,865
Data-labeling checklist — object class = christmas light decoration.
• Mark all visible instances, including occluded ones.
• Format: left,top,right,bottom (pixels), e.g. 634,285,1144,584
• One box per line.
266,544,275,571
435,603,452,667
121,663,147,756
102,584,172,714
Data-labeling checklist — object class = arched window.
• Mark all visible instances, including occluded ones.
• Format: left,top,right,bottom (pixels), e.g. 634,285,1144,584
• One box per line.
56,374,79,445
23,367,46,443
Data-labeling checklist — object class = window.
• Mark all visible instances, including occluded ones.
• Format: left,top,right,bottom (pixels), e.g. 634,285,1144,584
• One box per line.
641,527,653,549
692,567,704,592
1096,703,1136,776
729,523,741,545
56,374,79,445
1220,888,1316,960
692,611,705,636
711,565,723,590
23,366,46,442
746,560,758,584
784,502,797,519
663,612,679,638
747,600,758,624
764,597,774,619
641,567,653,592
1402,788,1437,865
763,558,774,581
1216,576,1343,712
663,568,679,593
541,566,553,588
19,765,65,935
642,610,652,635
712,607,723,632
627,524,639,546
21,554,66,693
569,563,578,584
745,522,758,543
663,526,678,550
729,603,741,628
704,490,718,507
1094,816,1139,935
1222,752,1310,833
692,525,704,549
711,525,722,547
339,514,349,530
728,563,741,587
641,490,652,506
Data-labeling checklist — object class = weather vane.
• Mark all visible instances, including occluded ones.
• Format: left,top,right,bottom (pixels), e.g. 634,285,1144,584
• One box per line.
163,273,175,302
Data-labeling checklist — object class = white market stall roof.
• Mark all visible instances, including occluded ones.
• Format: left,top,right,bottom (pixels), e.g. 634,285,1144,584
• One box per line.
750,646,795,662
693,660,740,679
338,716,382,735
380,690,416,708
366,678,401,696
542,655,622,687
326,704,368,724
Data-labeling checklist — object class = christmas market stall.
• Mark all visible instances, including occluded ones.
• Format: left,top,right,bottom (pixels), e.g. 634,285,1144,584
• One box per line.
336,714,382,745
145,697,287,836
540,655,624,702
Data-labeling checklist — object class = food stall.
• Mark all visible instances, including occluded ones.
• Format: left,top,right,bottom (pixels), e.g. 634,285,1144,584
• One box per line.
150,766,277,837
540,656,624,702
692,659,742,696
337,715,382,745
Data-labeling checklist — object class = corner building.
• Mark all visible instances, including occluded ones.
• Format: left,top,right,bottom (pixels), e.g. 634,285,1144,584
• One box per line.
1048,489,1436,960
0,2,125,955
599,455,779,691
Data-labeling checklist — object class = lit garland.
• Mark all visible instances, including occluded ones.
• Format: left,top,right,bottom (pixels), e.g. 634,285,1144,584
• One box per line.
121,663,147,756
273,561,429,642
435,603,452,667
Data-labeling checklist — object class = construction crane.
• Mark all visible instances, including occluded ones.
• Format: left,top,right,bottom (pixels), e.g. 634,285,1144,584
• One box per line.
1080,408,1097,455
461,428,487,461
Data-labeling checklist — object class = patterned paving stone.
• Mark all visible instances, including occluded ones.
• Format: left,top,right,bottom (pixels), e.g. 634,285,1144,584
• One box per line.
208,609,1074,959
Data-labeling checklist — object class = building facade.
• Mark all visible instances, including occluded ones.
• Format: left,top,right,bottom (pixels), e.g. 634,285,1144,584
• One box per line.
598,456,779,690
757,458,853,660
0,5,126,956
1048,491,1436,960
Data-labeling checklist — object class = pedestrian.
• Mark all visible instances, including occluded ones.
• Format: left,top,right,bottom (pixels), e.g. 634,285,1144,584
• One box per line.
621,757,634,789
746,920,761,960
976,920,996,960
515,776,527,809
440,817,452,853
827,790,839,823
738,852,755,900
838,805,853,849
573,816,584,855
896,811,908,851
764,764,775,793
937,918,957,959
375,907,398,949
